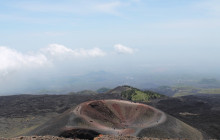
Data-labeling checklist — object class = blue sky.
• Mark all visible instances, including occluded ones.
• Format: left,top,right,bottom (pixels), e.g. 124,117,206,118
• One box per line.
0,0,220,93
1,0,219,51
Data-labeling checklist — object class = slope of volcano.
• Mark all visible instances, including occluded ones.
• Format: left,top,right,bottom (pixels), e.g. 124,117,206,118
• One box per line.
26,99,203,139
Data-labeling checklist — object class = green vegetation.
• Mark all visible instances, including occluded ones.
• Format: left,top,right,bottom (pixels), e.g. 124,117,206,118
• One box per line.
0,115,54,138
121,87,165,102
198,88,220,94
172,86,220,97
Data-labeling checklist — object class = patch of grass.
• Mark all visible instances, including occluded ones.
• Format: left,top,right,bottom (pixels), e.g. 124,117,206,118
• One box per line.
198,88,220,94
0,114,58,138
172,86,220,97
132,90,149,102
11,124,41,137
121,87,164,102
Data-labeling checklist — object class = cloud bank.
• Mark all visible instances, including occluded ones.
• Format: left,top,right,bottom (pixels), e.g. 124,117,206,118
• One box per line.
43,44,106,57
0,43,135,76
0,46,48,74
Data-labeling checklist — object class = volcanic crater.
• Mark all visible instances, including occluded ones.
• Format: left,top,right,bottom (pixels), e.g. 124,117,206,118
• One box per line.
26,99,204,139
73,99,166,136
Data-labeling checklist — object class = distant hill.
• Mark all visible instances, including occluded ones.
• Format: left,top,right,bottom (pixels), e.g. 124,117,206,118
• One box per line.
96,87,111,94
107,85,165,102
151,86,175,96
69,90,98,95
197,78,220,88
106,85,131,94
152,85,220,97
199,78,219,85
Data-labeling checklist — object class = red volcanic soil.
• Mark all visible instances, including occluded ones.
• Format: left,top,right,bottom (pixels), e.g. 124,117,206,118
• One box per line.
73,100,166,136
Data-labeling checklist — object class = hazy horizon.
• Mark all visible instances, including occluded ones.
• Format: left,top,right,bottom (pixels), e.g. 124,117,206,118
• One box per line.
1,0,220,94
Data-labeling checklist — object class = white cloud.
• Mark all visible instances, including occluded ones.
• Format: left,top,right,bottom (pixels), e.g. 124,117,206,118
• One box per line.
0,44,106,76
43,44,106,57
43,44,77,55
114,44,134,54
0,46,48,73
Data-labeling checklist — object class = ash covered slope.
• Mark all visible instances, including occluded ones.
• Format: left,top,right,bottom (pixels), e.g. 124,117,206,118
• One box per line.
0,86,209,139
0,93,120,138
26,99,203,140
149,94,220,139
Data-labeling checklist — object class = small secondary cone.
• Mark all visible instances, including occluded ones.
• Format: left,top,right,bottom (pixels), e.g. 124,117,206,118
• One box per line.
73,99,166,136
26,99,204,140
